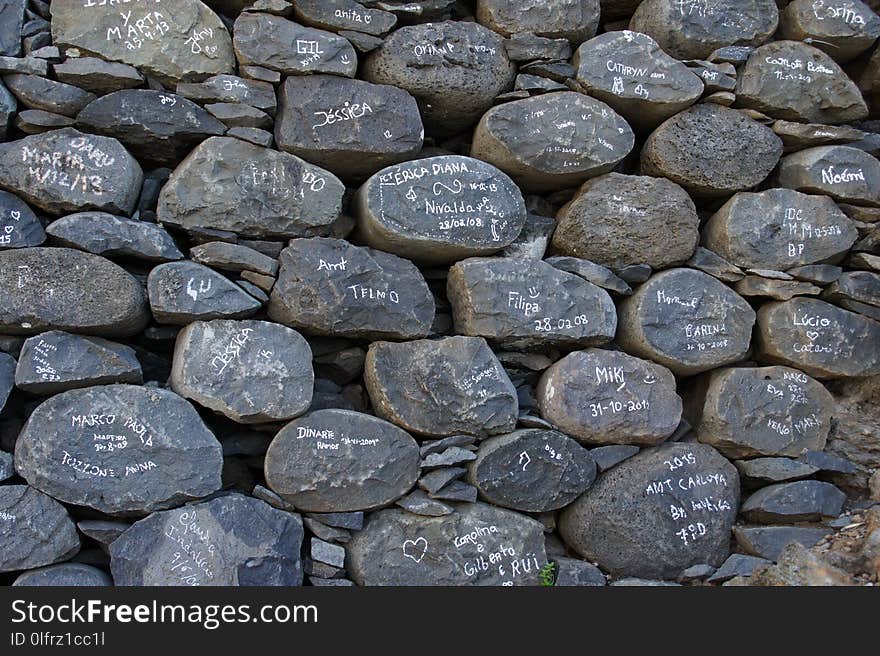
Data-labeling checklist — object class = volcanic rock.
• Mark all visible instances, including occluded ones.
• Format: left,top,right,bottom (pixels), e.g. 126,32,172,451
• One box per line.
0,485,79,573
46,212,183,262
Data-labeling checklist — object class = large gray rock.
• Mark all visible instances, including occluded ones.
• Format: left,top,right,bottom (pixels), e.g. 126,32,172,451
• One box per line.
171,319,313,424
755,297,880,379
629,0,779,60
775,146,880,207
176,74,277,115
447,257,616,350
363,21,515,135
14,384,223,515
640,104,783,198
559,443,740,579
537,348,682,446
780,0,880,63
147,261,262,325
470,91,634,194
355,155,527,265
52,57,145,95
15,331,142,395
552,173,699,270
50,0,235,85
740,480,846,523
157,136,344,239
0,247,149,337
268,237,434,341
293,0,398,36
0,128,142,215
46,212,183,262
0,0,25,57
702,188,859,270
0,485,79,573
13,563,112,587
0,190,45,249
476,0,599,43
233,13,357,77
467,429,596,512
3,74,96,118
265,409,420,512
347,503,547,585
364,336,519,438
76,90,226,167
110,494,304,586
695,366,834,459
275,75,423,181
735,42,868,124
616,268,757,376
733,524,830,560
573,31,704,132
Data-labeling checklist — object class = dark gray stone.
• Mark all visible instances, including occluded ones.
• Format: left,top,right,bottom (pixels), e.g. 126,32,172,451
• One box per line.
170,319,314,424
559,443,740,579
781,0,880,63
617,263,653,283
3,74,95,117
76,520,130,548
13,563,112,586
823,271,880,309
421,447,477,469
552,173,700,270
789,265,843,285
46,212,183,262
147,261,262,325
420,435,476,457
706,553,771,583
157,136,344,240
227,126,273,147
573,31,703,131
109,494,304,586
0,0,25,57
347,503,547,585
14,384,223,515
76,90,226,167
265,408,419,512
732,524,829,560
365,336,519,439
355,155,527,265
734,457,819,483
553,557,606,586
503,33,571,61
800,450,858,474
0,79,15,140
696,366,834,459
685,247,745,282
740,480,845,523
176,74,276,115
0,190,44,249
499,214,555,260
773,120,867,152
0,351,13,412
590,444,640,472
0,128,143,216
447,257,616,351
275,75,423,181
233,13,357,77
755,297,880,379
0,56,47,76
52,57,144,95
268,237,434,341
471,91,633,193
0,485,79,573
190,241,277,276
775,145,880,207
477,0,599,42
16,109,75,134
419,467,467,494
205,102,270,129
294,0,397,36
363,20,515,135
0,247,149,337
467,429,596,512
537,348,682,445
616,268,757,376
545,256,632,295
311,537,346,568
395,490,453,516
429,480,478,502
15,331,142,395
734,275,824,300
0,450,13,481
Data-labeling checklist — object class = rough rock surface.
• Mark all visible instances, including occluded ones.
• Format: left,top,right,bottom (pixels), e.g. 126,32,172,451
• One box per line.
148,261,261,324
0,485,79,573
476,0,600,43
46,212,183,262
775,145,880,208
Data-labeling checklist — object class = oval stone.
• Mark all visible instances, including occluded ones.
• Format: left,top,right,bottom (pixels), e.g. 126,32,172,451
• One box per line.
109,494,304,586
0,128,143,215
268,237,434,341
695,366,833,459
265,409,420,512
363,21,515,135
780,0,880,63
476,0,599,43
629,0,779,60
735,41,868,124
346,503,547,586
536,348,682,446
616,268,757,376
13,563,112,587
46,212,184,263
50,0,235,85
170,319,314,424
775,145,880,207
355,155,527,265
0,190,45,249
559,443,740,579
447,257,617,350
470,91,634,193
364,336,519,438
755,297,880,379
573,31,704,131
157,136,345,239
275,75,424,181
640,104,783,198
702,188,859,270
0,247,149,337
0,485,80,573
466,429,596,512
14,384,223,515
552,173,700,270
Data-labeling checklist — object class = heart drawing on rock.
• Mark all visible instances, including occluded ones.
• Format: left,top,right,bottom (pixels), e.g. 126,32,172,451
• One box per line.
402,537,428,563
806,331,820,342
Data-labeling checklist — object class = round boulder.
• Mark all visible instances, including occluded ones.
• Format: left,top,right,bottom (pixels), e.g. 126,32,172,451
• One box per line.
476,0,599,43
775,145,880,207
0,485,80,573
780,0,880,63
